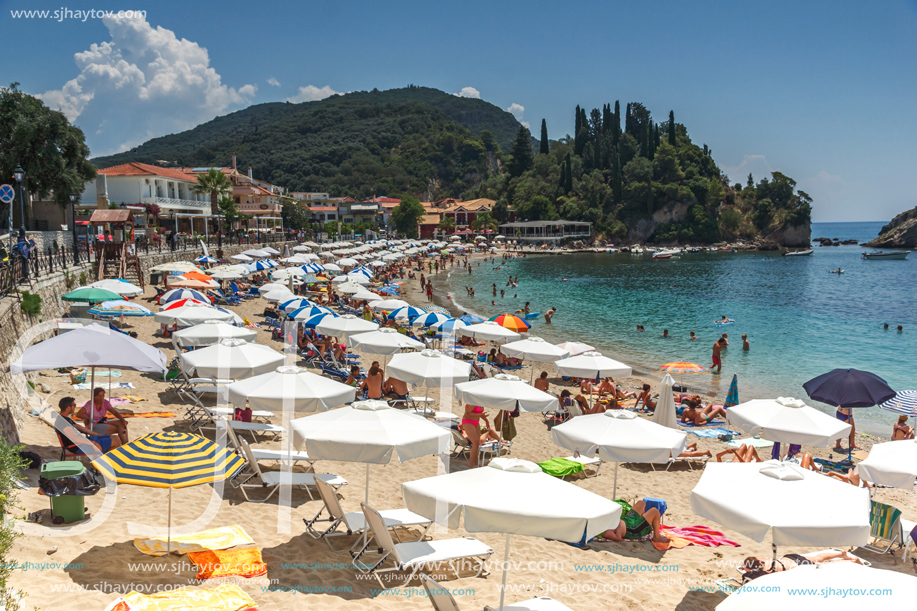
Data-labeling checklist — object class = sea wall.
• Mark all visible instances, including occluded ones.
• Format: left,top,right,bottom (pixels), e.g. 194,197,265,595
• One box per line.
0,240,298,446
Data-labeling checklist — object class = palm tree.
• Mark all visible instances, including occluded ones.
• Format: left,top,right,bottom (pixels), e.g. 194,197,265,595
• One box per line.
437,216,456,236
471,211,498,233
192,169,232,255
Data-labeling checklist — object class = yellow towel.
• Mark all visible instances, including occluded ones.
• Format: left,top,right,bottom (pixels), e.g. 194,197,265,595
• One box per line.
133,525,254,557
189,548,267,580
104,584,255,611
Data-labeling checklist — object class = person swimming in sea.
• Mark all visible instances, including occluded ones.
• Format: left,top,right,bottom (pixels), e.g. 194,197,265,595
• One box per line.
661,329,670,338
690,331,698,340
636,324,645,332
719,315,734,324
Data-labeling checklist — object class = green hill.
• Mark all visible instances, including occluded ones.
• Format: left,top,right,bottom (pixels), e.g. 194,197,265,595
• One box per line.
90,86,522,199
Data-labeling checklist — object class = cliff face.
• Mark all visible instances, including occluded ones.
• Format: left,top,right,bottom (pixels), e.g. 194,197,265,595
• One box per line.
866,206,917,248
765,223,811,248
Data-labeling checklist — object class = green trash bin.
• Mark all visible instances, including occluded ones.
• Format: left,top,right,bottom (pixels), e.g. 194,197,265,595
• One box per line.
40,461,88,524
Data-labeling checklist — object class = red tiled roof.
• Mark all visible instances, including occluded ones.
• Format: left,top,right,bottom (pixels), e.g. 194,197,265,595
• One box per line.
98,162,196,182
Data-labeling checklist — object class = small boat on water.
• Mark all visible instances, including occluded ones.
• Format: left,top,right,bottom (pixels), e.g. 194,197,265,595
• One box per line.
862,250,910,260
783,249,814,257
653,253,673,259
654,249,681,259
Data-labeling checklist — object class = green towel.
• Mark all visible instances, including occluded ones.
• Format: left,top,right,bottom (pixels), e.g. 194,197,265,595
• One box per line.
538,457,584,477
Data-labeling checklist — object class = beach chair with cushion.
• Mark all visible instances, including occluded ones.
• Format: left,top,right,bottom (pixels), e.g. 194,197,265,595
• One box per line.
864,501,903,554
232,439,347,503
221,421,312,466
449,428,512,466
352,503,493,588
304,478,432,552
420,575,575,611
563,454,603,478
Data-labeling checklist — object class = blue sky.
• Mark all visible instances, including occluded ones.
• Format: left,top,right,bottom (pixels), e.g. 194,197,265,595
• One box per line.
3,0,915,222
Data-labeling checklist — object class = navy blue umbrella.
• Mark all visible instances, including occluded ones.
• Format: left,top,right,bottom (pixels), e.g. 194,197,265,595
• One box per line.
803,368,896,407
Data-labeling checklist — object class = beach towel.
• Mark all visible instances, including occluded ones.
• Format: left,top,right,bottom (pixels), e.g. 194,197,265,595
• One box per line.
657,525,740,549
73,382,134,390
188,548,267,580
134,525,255,557
120,412,177,419
677,419,725,428
688,427,739,438
726,438,774,449
813,458,853,474
61,369,122,377
103,583,256,611
538,458,584,477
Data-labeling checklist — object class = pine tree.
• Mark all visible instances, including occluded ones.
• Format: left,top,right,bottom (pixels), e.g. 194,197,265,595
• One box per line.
668,110,677,146
747,173,754,187
564,153,573,194
539,119,549,155
508,126,534,178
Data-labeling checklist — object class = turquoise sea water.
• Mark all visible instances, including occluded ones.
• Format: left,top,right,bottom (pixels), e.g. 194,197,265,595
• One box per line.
441,222,915,435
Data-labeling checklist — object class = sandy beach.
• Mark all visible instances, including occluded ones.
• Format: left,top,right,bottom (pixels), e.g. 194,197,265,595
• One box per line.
9,254,917,611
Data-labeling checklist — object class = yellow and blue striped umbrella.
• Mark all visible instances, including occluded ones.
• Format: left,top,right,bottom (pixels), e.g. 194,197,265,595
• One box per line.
92,431,244,489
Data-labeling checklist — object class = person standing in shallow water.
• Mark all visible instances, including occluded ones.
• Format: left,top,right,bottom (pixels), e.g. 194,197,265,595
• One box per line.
712,338,725,373
742,334,750,350
544,307,556,324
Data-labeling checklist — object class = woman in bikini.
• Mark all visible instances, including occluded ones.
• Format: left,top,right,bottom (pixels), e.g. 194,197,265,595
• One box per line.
634,384,657,411
681,397,728,425
461,404,487,468
741,550,865,581
892,414,915,440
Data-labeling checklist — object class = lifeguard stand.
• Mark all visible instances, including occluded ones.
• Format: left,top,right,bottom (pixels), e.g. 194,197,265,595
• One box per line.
89,209,144,289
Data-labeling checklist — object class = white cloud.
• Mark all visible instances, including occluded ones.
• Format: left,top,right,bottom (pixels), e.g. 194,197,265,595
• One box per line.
453,86,481,99
721,154,774,184
506,103,529,129
286,85,340,103
38,15,257,156
266,77,281,87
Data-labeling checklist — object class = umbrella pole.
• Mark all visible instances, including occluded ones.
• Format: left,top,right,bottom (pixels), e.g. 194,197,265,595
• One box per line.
167,486,172,554
498,533,511,611
613,463,619,499
365,463,371,503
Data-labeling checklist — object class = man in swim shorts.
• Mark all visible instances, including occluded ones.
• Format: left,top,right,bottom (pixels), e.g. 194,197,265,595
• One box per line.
712,338,725,373
544,307,556,324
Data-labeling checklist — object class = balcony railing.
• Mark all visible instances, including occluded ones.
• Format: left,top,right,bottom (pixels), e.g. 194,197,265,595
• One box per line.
147,197,210,210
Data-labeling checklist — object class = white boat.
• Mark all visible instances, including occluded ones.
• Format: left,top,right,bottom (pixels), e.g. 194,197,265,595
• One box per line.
862,250,910,260
656,249,682,257
783,249,814,257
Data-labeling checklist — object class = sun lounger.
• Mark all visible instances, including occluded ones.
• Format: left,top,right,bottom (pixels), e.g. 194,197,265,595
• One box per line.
221,421,312,466
864,501,903,554
232,439,347,503
227,419,284,442
421,575,576,611
449,429,512,465
564,454,603,477
304,478,432,552
353,503,493,588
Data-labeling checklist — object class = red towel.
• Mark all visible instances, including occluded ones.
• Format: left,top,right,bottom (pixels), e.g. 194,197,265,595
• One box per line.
660,525,740,548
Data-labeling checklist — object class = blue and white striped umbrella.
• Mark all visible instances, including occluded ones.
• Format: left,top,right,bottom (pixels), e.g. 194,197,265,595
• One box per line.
302,263,326,273
432,318,468,334
350,266,373,278
264,259,280,268
301,312,337,330
279,298,319,312
195,255,219,264
387,306,426,322
287,305,334,321
245,261,272,272
880,390,917,417
161,289,211,304
412,311,450,328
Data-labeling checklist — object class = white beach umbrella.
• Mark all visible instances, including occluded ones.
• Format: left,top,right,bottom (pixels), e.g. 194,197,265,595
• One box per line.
347,328,424,356
230,253,253,262
726,397,852,447
292,245,312,252
172,320,257,348
855,439,917,488
501,337,569,362
151,261,200,273
322,263,343,272
258,283,292,294
209,268,245,280
293,400,451,501
403,458,621,611
716,559,917,611
460,321,521,343
89,279,144,297
371,298,409,312
153,304,235,327
180,338,285,379
387,349,471,386
314,314,379,341
454,373,558,413
261,247,281,255
555,341,595,356
335,258,358,267
554,351,632,379
370,260,386,268
262,288,296,303
551,410,688,497
227,365,355,412
336,282,365,295
242,249,269,258
350,289,382,302
653,374,679,429
690,461,870,559
281,254,311,264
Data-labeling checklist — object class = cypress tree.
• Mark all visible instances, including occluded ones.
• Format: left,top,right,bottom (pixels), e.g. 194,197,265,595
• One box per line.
574,105,582,155
640,123,649,158
625,103,632,136
668,110,677,146
539,119,549,155
613,101,621,141
508,126,534,178
564,153,573,194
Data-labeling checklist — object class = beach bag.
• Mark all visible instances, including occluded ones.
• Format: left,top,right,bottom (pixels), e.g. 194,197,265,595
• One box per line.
233,407,252,423
501,415,517,441
69,368,87,384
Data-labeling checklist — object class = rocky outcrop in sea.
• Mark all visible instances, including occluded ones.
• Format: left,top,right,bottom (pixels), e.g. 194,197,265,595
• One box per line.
865,206,917,248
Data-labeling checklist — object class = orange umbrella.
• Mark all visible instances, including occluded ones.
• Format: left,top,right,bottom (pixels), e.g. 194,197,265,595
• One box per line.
181,270,214,282
169,278,218,289
655,362,709,374
488,314,531,332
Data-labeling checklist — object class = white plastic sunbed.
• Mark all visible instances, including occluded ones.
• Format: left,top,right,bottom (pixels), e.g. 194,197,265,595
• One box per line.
232,439,346,503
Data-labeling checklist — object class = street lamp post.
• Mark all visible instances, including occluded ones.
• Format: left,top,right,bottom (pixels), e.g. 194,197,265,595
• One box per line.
69,191,81,264
13,165,25,233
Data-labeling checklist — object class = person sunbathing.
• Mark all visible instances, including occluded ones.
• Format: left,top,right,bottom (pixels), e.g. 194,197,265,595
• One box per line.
741,550,865,579
579,378,596,395
677,443,711,459
892,415,915,440
826,468,873,489
603,500,669,544
798,453,822,471
716,444,763,462
383,376,410,400
681,397,728,425
472,361,489,379
596,377,616,396
634,384,657,411
534,371,550,393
